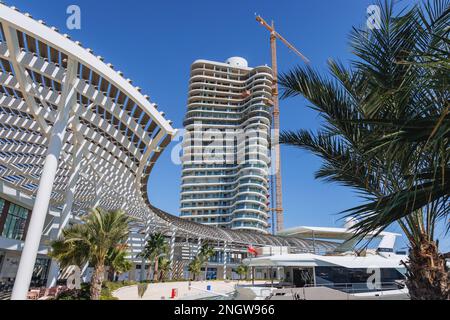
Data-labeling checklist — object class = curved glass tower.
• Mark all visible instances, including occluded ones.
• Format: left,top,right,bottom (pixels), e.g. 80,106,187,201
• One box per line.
180,57,273,233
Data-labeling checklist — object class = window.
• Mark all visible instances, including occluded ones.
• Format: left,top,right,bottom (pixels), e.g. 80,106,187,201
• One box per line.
314,266,405,292
0,198,5,218
2,203,29,240
31,258,50,287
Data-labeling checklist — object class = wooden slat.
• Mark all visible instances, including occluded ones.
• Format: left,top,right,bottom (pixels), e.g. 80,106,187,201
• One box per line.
4,86,14,96
109,85,118,99
96,105,105,116
100,78,109,93
140,113,150,127
49,47,59,64
125,99,134,113
44,75,52,88
25,34,37,53
138,140,145,152
31,70,43,85
38,40,48,59
104,110,112,120
81,65,90,81
116,92,126,105
0,58,12,73
91,72,100,86
147,121,157,135
81,95,89,105
54,81,62,92
16,30,25,49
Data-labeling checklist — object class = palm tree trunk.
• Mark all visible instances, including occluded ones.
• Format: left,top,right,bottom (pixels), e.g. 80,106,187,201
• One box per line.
107,267,114,281
90,263,105,300
404,236,449,300
153,258,159,282
146,264,152,282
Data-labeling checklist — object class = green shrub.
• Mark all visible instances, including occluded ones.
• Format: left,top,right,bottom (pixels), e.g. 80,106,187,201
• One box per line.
57,283,90,300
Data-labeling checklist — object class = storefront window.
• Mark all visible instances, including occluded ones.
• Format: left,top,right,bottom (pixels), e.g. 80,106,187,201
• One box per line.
31,257,50,287
2,203,29,240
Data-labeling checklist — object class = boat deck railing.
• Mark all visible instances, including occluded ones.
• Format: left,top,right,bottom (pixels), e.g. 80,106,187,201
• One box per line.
305,281,405,294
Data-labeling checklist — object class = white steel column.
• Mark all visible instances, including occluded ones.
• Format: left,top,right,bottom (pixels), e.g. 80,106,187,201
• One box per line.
91,177,106,209
196,238,202,256
196,238,202,280
139,236,147,282
11,58,78,300
223,241,228,280
186,236,191,280
168,228,176,280
46,141,83,287
140,218,151,282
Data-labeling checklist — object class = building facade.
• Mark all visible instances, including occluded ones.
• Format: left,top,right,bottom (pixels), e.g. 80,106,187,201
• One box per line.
0,184,58,291
180,57,273,233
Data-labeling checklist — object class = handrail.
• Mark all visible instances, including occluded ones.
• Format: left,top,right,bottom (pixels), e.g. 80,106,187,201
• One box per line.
305,281,404,294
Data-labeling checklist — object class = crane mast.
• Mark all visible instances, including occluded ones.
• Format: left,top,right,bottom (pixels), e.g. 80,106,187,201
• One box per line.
256,15,309,233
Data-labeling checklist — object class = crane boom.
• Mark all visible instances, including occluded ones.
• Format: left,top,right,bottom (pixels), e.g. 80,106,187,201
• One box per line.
255,14,309,233
256,15,310,63
273,31,310,63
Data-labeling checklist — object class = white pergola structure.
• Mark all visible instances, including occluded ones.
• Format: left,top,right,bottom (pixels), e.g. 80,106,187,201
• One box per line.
0,4,338,299
0,5,175,299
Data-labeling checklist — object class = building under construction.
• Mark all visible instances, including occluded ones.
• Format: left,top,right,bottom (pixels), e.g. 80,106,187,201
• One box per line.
180,57,273,234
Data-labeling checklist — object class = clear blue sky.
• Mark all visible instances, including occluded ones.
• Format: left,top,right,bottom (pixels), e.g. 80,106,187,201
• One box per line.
10,0,448,251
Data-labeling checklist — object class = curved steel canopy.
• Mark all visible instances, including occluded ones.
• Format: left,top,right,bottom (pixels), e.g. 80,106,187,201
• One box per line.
0,4,336,253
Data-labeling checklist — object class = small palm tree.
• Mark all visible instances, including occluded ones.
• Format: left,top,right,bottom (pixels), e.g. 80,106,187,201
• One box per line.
236,265,249,283
50,208,131,300
106,244,132,281
198,243,215,281
188,257,202,281
140,233,168,282
157,257,171,282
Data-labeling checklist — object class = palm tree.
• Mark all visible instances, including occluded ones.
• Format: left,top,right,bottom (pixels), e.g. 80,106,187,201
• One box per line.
188,257,202,281
236,265,249,283
198,243,215,281
50,208,131,300
140,233,168,282
279,0,449,299
157,257,171,282
106,244,132,281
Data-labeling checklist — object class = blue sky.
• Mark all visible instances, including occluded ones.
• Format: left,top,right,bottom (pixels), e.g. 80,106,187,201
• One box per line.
10,0,448,251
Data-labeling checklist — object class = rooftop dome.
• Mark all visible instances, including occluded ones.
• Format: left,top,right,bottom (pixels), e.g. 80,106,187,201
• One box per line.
225,56,248,68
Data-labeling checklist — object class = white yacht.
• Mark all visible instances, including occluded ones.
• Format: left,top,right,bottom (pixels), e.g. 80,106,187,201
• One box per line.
239,221,410,300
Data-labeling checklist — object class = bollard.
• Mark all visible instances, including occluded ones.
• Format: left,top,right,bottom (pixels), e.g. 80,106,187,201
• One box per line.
171,288,178,299
207,285,211,291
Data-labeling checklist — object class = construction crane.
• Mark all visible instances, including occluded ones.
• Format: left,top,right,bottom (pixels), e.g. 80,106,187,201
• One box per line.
255,15,309,233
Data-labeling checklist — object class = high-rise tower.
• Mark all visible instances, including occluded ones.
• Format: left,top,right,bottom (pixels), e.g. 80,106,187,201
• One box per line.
180,57,273,233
